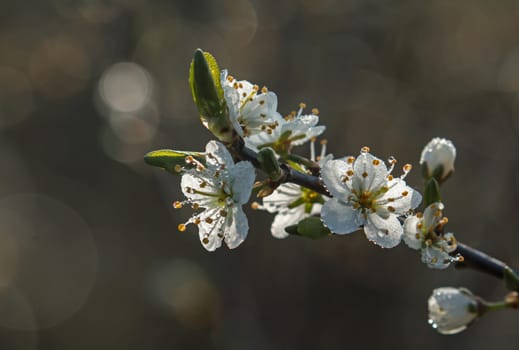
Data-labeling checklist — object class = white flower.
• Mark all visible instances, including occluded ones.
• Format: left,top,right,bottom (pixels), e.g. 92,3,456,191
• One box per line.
246,103,326,152
420,138,456,181
321,147,421,248
428,287,479,335
257,140,330,238
403,202,458,269
175,141,255,251
221,70,283,140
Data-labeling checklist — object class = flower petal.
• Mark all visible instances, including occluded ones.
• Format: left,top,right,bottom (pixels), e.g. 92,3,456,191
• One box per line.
364,213,403,248
321,159,353,201
230,161,255,204
321,198,363,234
402,215,422,250
224,206,248,249
205,140,234,168
352,152,388,193
271,206,308,239
262,183,302,214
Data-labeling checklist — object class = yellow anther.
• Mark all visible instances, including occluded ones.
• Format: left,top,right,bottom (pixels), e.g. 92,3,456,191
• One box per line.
174,164,182,173
259,100,265,105
192,203,199,210
320,139,328,145
242,92,247,97
403,164,412,172
220,210,228,217
261,86,268,93
253,84,259,91
177,223,186,232
387,175,394,181
238,82,243,88
361,146,371,153
372,159,380,166
387,206,395,212
194,218,201,225
346,170,354,176
299,102,307,109
205,218,214,224
202,237,209,244
251,202,260,210
416,212,423,218
173,201,183,209
362,172,368,178
311,107,319,115
347,157,355,164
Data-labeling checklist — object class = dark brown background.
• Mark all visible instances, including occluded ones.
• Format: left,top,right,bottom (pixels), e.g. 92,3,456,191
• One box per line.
0,0,518,349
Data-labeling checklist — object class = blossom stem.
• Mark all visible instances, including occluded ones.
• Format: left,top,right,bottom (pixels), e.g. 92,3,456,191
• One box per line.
235,142,519,284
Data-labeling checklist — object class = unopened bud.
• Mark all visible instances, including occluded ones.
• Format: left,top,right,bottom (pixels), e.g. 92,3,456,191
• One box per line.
420,138,456,183
428,287,479,335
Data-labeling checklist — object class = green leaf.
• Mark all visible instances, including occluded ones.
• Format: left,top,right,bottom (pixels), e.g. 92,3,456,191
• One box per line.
144,149,205,174
423,177,441,207
285,216,331,239
189,49,233,142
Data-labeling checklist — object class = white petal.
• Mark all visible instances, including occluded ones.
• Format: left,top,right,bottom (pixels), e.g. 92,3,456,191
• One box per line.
271,206,308,239
262,183,302,213
230,161,255,204
321,159,353,200
197,217,223,252
205,140,234,168
421,246,451,269
224,206,248,249
353,152,388,192
180,172,218,205
402,216,422,250
364,213,403,248
321,198,363,234
380,179,420,214
422,202,443,230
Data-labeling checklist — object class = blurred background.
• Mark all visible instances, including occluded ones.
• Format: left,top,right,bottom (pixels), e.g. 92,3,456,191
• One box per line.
0,0,518,349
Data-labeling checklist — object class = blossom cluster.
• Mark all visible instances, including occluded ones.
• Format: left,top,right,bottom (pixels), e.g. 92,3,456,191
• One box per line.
146,50,502,336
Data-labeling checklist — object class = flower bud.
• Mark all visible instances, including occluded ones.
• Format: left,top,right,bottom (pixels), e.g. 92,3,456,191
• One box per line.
420,138,456,183
428,287,479,335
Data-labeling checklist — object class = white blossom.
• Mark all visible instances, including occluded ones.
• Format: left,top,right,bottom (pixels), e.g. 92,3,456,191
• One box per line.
428,287,479,335
320,147,421,248
221,70,283,141
403,202,458,269
175,141,255,251
420,137,456,181
257,140,330,238
246,103,326,152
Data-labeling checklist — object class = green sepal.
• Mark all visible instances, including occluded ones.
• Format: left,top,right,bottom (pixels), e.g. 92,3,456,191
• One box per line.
144,149,205,174
189,49,233,142
504,266,519,292
257,147,282,181
423,177,441,207
285,216,332,239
